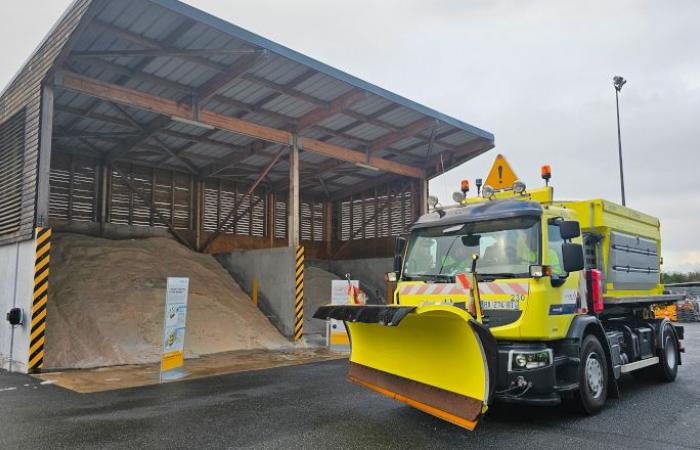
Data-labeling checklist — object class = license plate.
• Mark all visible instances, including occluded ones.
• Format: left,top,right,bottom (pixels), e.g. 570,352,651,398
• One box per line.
480,301,520,310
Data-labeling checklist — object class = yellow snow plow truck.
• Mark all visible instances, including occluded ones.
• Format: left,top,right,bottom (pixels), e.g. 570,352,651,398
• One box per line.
314,155,684,431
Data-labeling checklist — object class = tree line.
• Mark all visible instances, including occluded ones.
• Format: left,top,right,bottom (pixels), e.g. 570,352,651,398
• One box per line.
663,272,700,284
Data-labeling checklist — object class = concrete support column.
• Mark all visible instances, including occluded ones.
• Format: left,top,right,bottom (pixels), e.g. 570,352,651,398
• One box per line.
288,137,300,248
36,84,54,227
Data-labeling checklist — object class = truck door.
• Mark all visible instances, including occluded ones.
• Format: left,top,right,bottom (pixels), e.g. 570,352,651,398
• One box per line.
546,220,582,335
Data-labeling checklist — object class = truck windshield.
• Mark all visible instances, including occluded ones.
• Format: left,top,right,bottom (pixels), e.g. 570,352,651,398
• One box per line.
402,216,540,279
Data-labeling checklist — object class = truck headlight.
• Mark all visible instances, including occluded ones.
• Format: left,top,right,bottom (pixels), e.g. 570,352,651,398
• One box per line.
509,349,553,371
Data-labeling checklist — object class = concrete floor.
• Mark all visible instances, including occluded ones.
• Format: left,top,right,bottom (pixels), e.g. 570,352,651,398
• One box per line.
34,347,345,393
1,323,699,449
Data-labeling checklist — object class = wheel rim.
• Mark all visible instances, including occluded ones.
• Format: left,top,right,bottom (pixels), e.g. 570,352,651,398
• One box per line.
665,336,677,370
585,354,604,399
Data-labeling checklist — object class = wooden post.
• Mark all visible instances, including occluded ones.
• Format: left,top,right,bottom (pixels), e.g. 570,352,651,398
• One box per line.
194,179,203,250
324,200,333,257
36,84,54,227
288,136,300,248
418,178,429,216
267,191,276,248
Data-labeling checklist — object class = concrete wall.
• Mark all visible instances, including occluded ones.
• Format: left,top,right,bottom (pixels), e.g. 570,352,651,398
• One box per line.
216,248,296,338
0,239,37,373
308,257,393,304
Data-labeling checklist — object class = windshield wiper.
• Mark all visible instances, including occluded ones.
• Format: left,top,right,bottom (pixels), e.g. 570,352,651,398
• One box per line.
478,272,522,281
403,274,455,283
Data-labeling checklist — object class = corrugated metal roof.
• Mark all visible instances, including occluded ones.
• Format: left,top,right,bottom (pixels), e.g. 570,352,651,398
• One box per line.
38,0,495,196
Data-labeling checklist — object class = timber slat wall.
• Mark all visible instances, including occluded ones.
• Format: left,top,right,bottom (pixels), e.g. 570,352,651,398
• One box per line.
338,184,416,241
0,0,93,245
48,154,421,258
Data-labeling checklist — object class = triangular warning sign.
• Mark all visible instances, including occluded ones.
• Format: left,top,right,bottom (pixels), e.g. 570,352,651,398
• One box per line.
484,154,519,190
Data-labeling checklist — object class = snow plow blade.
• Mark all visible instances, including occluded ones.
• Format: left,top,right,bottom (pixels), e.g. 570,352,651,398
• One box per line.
314,304,497,430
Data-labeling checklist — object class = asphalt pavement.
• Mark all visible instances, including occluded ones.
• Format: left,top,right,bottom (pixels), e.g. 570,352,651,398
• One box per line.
1,323,699,449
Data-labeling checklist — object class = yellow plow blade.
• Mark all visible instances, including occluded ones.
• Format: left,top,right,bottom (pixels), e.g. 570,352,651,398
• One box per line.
314,305,497,430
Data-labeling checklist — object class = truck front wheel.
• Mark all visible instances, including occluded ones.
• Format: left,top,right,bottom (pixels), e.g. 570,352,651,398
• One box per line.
571,334,608,414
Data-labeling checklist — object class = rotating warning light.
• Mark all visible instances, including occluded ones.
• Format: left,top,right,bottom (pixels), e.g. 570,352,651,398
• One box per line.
460,180,470,194
541,165,552,181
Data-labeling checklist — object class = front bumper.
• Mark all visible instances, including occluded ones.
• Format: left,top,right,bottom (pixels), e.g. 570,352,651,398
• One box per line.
494,343,577,406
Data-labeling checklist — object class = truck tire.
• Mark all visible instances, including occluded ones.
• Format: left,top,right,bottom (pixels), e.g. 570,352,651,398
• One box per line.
572,334,608,414
653,324,678,382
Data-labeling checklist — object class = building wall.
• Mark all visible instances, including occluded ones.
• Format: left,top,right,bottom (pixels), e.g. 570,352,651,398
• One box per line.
309,257,394,304
0,0,94,246
216,247,297,337
0,240,37,373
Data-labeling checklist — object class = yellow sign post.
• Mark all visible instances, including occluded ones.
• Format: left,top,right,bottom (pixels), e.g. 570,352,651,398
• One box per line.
484,154,519,190
161,277,189,381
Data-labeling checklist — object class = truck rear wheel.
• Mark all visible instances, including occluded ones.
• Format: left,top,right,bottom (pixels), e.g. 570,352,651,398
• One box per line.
571,334,608,414
653,324,678,382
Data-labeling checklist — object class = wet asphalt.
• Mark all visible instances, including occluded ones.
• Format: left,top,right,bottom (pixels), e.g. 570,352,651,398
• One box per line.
1,323,699,449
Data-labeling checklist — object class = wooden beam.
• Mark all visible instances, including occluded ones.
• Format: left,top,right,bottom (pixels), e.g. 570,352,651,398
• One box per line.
196,52,267,103
70,48,260,59
58,71,424,179
54,130,141,138
424,137,493,178
241,74,329,108
150,136,199,174
369,117,436,154
55,104,136,129
297,89,366,130
89,20,229,73
70,56,194,94
301,138,422,178
198,142,272,178
105,116,172,162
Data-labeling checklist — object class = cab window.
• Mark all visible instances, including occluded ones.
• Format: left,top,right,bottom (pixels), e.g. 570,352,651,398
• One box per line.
547,223,566,276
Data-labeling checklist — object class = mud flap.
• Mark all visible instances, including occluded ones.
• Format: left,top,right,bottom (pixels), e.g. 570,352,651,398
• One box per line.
314,305,497,430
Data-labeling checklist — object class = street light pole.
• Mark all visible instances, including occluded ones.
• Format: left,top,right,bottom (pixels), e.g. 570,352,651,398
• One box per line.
613,76,627,206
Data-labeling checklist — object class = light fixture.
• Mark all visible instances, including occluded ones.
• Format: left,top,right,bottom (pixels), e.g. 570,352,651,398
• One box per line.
513,180,526,194
427,195,439,208
171,116,215,130
613,76,627,92
481,184,495,199
452,192,465,203
355,162,380,172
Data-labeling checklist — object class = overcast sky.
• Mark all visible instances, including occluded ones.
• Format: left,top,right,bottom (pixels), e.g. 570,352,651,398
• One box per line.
2,0,699,271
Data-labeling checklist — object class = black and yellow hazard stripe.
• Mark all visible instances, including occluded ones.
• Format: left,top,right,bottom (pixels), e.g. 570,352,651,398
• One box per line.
293,245,304,341
29,227,52,373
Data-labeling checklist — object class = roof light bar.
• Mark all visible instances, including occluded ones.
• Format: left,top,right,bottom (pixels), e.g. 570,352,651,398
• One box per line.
171,116,216,130
355,162,380,172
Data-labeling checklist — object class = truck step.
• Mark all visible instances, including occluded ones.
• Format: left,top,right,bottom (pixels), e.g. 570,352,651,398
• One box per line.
620,356,659,374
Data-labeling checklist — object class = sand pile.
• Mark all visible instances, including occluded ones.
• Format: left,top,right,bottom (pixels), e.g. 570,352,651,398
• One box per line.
44,233,289,369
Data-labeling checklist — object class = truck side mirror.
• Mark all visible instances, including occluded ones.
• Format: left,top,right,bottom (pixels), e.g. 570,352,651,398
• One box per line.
393,236,407,272
562,243,584,272
559,221,581,240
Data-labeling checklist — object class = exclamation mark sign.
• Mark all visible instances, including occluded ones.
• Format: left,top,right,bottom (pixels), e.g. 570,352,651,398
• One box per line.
498,165,503,184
